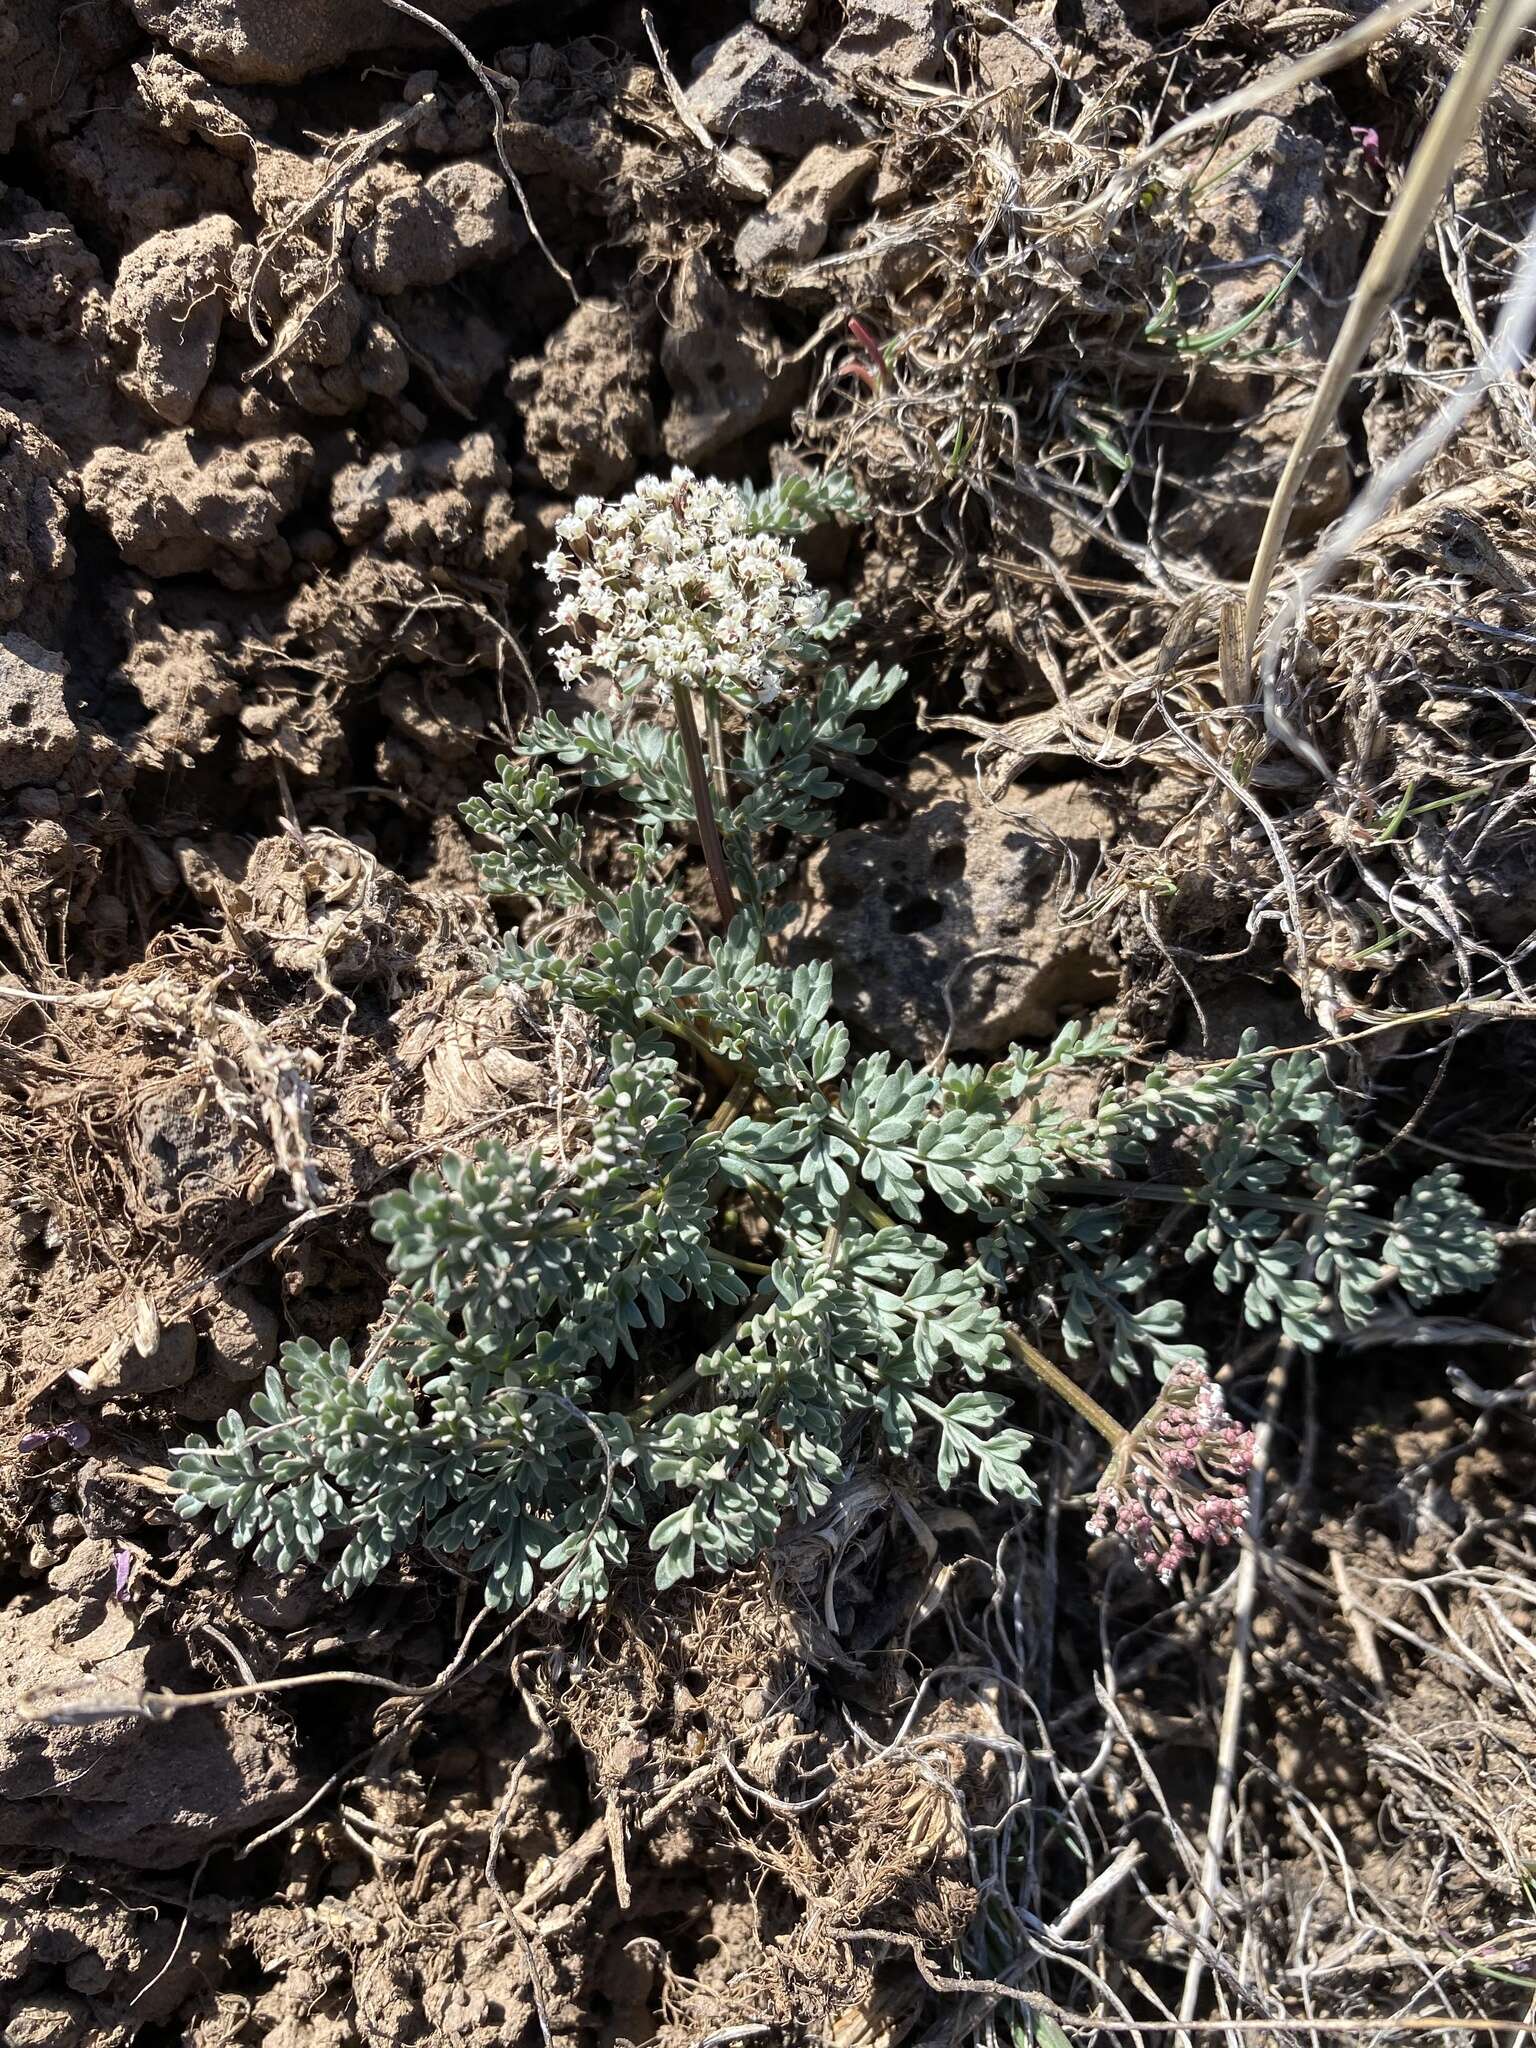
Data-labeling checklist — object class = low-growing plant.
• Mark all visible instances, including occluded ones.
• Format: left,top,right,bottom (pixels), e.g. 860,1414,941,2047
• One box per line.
172,470,1501,1612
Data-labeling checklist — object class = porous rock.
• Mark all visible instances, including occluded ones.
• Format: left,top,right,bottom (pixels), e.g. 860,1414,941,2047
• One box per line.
109,215,245,425
735,142,877,270
799,751,1118,1057
0,636,77,791
686,27,859,157
661,252,801,464
0,1597,304,1867
0,412,76,630
825,0,950,83
82,431,313,586
125,0,489,85
509,298,655,495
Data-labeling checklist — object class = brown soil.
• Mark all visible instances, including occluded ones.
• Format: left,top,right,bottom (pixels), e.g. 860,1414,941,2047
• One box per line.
3,2,1536,2044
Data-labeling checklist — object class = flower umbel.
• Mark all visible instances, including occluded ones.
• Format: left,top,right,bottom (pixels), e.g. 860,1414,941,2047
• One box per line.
1088,1362,1256,1579
542,468,832,709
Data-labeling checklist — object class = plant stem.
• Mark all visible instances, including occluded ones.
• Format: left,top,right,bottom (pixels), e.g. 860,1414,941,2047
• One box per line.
671,682,736,925
845,1188,1127,1448
1002,1329,1126,1448
527,820,610,912
629,1363,699,1427
705,694,731,808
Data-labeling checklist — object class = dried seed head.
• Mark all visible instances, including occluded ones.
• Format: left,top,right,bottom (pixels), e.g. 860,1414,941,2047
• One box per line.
1088,1361,1256,1579
541,468,830,710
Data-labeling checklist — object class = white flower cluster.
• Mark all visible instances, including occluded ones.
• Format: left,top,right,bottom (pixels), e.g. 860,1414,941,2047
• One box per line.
542,468,829,709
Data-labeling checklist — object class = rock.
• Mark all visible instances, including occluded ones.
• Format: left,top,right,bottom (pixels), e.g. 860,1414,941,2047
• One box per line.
509,299,655,495
0,636,77,791
1158,412,1349,575
752,0,815,32
686,27,860,157
73,1296,196,1399
661,252,802,464
0,1597,305,1868
330,430,527,578
81,431,313,587
348,161,520,296
735,142,878,269
174,1280,281,1420
0,413,76,631
1178,87,1369,416
3,1995,89,2048
123,0,489,85
109,215,245,425
799,752,1118,1057
971,3,1057,97
825,0,950,83
202,1283,279,1380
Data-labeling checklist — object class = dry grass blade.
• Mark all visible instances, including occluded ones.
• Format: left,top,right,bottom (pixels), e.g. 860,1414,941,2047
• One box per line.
1261,191,1536,699
1241,0,1536,667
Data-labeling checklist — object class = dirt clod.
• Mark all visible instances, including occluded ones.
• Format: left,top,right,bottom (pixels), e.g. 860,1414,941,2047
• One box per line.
0,414,76,633
510,298,656,494
81,430,313,585
108,214,244,425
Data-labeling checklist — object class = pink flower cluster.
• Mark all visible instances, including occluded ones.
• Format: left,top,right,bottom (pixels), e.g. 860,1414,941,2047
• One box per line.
1088,1362,1256,1580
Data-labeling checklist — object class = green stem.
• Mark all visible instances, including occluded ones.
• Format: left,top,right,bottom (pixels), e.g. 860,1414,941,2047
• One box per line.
705,694,731,808
671,682,736,925
1048,1176,1377,1227
845,1189,1127,1448
527,819,611,912
1002,1328,1126,1448
628,1363,699,1428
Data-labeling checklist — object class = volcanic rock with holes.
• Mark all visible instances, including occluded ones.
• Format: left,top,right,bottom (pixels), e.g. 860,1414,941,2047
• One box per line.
798,750,1118,1058
0,634,77,789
